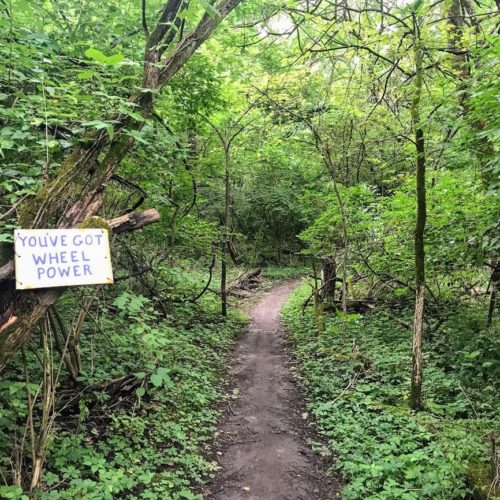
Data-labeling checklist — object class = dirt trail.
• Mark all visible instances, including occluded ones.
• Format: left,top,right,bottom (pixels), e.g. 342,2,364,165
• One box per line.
209,281,336,500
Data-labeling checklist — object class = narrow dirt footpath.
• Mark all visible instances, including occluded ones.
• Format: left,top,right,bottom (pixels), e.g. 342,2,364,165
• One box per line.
209,281,335,500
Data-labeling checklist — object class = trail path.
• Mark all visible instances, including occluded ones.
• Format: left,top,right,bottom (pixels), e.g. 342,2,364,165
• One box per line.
209,281,336,500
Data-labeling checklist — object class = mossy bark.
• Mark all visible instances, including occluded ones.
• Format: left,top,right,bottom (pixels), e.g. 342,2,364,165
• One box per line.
0,0,244,373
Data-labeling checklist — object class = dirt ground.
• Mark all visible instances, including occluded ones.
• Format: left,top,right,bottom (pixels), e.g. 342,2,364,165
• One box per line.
207,281,339,500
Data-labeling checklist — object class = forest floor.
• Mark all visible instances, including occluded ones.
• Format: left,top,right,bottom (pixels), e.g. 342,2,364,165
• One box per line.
207,280,338,499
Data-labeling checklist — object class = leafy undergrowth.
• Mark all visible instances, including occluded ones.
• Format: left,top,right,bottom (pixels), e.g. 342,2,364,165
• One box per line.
282,283,500,500
0,280,247,499
262,265,309,281
49,296,245,499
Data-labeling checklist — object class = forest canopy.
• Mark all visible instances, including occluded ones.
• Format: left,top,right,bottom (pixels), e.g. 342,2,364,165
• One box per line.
0,0,499,497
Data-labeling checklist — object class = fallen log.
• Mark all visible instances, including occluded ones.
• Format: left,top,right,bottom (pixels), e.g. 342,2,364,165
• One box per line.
107,208,160,234
226,268,262,292
227,289,253,298
365,303,412,329
324,299,374,313
0,261,14,282
57,374,142,416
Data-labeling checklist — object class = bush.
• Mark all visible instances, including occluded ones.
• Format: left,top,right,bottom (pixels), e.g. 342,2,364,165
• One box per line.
281,283,499,499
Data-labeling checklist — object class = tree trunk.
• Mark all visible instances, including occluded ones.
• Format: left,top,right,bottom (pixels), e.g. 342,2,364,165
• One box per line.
411,284,425,409
203,111,252,317
410,14,426,411
0,0,243,372
448,0,469,83
221,244,228,317
0,210,160,372
447,0,494,173
321,146,349,315
221,144,232,317
487,261,499,327
320,258,337,301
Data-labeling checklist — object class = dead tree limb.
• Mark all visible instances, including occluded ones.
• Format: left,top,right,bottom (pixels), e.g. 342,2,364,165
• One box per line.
191,254,217,303
226,268,262,292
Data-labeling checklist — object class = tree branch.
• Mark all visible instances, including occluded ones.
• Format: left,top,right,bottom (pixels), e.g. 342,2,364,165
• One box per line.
142,0,150,37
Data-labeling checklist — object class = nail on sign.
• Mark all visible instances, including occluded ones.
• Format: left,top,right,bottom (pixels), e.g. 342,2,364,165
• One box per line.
14,229,113,290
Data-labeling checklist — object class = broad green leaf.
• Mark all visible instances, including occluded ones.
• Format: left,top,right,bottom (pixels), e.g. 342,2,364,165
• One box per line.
127,129,149,144
81,120,115,140
106,53,124,65
85,47,107,64
77,70,95,80
85,48,124,65
150,373,163,387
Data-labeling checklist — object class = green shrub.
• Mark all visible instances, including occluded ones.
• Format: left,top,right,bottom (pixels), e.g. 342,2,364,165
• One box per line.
282,283,499,499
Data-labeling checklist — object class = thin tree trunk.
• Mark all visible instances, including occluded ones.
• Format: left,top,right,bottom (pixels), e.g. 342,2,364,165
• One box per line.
487,261,499,327
221,144,232,317
410,14,426,411
201,109,255,316
320,257,337,301
323,147,349,315
221,243,228,317
30,317,54,492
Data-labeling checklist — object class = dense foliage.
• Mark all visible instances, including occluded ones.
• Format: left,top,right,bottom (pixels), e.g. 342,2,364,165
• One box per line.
0,0,498,497
0,267,246,499
283,284,499,499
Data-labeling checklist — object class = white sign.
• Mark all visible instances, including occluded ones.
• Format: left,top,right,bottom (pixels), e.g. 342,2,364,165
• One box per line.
14,229,113,290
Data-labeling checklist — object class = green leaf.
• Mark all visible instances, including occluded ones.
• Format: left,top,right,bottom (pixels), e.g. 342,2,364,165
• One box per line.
105,124,114,141
127,111,144,121
464,350,480,359
136,387,146,398
43,472,60,486
77,70,95,80
81,120,115,140
199,0,221,20
85,48,124,65
138,472,154,484
0,235,13,243
106,53,124,65
0,486,26,499
85,48,107,64
127,129,149,145
150,373,163,387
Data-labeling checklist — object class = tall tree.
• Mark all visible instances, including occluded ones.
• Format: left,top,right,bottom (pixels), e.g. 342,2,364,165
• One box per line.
0,0,244,371
202,105,254,316
409,10,426,411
